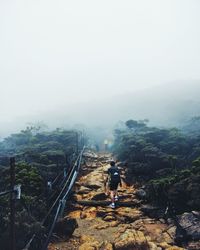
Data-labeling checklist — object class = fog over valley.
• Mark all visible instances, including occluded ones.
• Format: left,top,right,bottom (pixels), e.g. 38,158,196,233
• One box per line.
1,80,200,140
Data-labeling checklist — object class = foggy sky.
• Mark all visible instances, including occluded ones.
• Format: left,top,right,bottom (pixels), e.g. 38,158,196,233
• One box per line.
0,0,200,134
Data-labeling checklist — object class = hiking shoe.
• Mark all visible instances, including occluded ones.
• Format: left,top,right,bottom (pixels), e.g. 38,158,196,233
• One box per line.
109,203,115,209
114,196,119,201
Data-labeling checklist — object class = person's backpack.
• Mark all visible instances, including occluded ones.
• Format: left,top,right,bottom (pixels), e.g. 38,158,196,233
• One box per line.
109,167,120,183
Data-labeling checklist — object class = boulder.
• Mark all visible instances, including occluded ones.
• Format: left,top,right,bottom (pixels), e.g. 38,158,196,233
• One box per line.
116,207,142,223
135,189,147,199
110,221,120,227
178,212,200,240
166,226,176,242
91,192,107,200
102,242,113,250
80,207,97,219
94,223,110,230
79,235,101,250
148,242,162,250
77,186,92,194
68,210,82,219
54,217,78,237
83,181,102,190
140,204,162,218
187,241,200,250
158,242,172,249
114,229,149,249
103,214,117,222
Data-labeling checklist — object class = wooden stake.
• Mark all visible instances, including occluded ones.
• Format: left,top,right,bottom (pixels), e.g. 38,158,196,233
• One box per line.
10,157,16,250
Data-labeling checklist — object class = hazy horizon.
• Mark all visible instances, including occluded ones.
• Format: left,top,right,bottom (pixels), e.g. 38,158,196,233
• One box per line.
1,0,200,136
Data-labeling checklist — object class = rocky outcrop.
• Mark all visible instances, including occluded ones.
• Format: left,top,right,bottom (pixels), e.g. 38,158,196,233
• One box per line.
178,211,200,240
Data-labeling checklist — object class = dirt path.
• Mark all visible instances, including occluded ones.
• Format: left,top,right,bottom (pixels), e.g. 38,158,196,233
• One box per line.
49,152,185,250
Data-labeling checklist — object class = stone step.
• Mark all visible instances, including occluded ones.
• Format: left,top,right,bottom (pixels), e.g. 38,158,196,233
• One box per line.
75,200,141,207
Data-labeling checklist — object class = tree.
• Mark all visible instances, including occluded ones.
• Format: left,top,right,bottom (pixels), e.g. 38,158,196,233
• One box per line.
125,119,147,131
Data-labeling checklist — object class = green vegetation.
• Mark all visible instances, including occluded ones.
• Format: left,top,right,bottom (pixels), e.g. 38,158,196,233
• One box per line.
0,126,84,250
113,118,200,213
148,164,200,212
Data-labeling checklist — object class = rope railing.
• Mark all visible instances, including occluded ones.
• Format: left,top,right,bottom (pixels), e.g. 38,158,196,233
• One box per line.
0,189,14,197
41,201,63,250
41,150,82,225
41,146,85,250
42,147,85,250
23,146,85,250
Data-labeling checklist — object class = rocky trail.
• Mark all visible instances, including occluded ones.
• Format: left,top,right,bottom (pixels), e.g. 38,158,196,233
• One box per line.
49,152,200,250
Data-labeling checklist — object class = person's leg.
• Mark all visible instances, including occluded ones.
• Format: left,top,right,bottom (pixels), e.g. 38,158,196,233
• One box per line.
109,182,119,208
109,184,116,208
113,183,119,200
114,189,119,200
110,190,115,204
105,182,110,196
